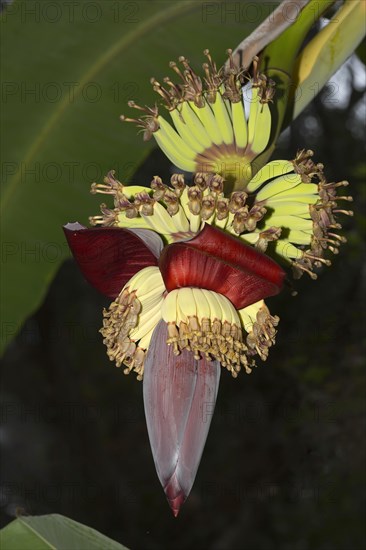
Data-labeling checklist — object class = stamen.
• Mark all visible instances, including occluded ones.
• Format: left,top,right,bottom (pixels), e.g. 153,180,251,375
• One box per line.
201,193,216,220
120,104,160,141
188,185,203,215
127,100,158,117
177,55,205,108
255,226,281,253
170,173,186,196
134,192,155,216
333,209,353,216
328,233,347,242
209,174,225,195
169,61,186,82
89,215,104,226
194,172,209,191
246,304,279,362
304,252,332,266
118,196,139,218
202,49,221,103
150,78,177,110
293,261,318,280
229,191,247,213
226,49,236,72
232,207,249,234
164,189,180,216
245,204,267,231
100,288,145,378
150,175,167,201
216,197,229,220
166,318,254,378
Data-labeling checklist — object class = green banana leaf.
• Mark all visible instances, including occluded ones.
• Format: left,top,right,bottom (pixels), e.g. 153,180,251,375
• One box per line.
0,0,281,354
260,0,365,132
292,0,366,118
0,514,129,549
258,0,335,149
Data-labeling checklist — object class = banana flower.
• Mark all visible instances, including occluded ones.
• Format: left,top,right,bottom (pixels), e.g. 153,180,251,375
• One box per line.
63,0,362,510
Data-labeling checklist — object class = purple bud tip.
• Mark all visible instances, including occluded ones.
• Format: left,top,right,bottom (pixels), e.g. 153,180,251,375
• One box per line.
164,475,187,517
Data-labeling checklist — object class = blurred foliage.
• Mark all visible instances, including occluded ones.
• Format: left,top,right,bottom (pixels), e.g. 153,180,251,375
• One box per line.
0,514,129,549
1,49,365,548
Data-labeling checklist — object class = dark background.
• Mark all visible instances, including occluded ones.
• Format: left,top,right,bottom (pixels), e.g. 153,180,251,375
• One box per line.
1,22,366,550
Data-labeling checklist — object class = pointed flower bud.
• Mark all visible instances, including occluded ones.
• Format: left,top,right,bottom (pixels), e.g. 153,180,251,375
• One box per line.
143,320,220,515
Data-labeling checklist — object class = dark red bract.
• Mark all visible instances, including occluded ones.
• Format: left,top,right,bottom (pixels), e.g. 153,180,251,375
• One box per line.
63,223,158,299
159,224,285,309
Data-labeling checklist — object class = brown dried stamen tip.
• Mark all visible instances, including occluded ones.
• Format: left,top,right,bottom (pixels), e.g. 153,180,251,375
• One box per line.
246,305,279,362
222,63,242,103
304,251,332,267
89,204,118,227
194,172,210,191
150,78,178,110
150,175,167,201
216,197,229,220
292,149,327,181
292,260,318,280
100,289,145,379
89,173,128,225
229,191,248,213
127,100,158,117
187,186,203,215
225,48,236,71
209,174,224,194
134,192,155,216
260,79,276,104
169,60,186,82
202,49,221,102
90,171,124,196
121,102,160,140
255,226,281,253
203,48,212,64
232,207,249,234
164,189,180,216
292,151,352,279
295,149,314,163
166,317,254,378
89,215,103,226
120,113,160,141
244,204,267,232
170,173,185,196
201,193,216,220
251,55,260,82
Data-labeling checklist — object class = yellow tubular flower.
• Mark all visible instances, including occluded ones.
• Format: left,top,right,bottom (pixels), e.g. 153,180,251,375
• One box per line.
90,148,352,281
121,51,275,189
